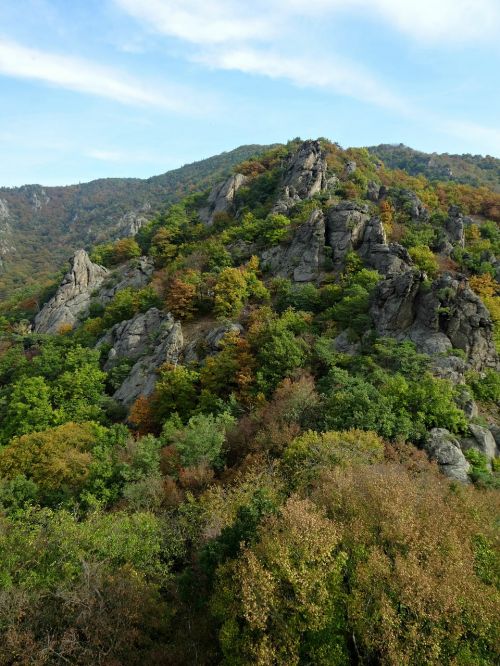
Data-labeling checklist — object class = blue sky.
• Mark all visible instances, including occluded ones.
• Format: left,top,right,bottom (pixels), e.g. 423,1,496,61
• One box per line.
1,0,499,186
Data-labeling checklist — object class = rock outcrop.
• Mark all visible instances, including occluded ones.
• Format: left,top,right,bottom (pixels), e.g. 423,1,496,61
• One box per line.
460,425,499,467
117,205,152,237
183,322,243,365
97,308,166,371
199,174,248,225
371,272,499,370
274,140,328,212
261,209,326,282
326,203,412,275
438,206,467,255
425,428,470,482
389,188,429,222
34,250,108,334
113,313,183,406
97,257,154,305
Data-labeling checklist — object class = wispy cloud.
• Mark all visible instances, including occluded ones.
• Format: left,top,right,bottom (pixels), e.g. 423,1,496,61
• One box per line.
0,38,191,111
115,0,500,46
196,47,409,112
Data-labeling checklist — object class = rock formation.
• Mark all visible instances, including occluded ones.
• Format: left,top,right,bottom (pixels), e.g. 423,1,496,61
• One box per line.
183,322,243,365
97,257,154,304
325,203,412,275
274,140,328,212
261,209,326,282
199,174,248,225
425,428,470,482
97,308,167,371
34,250,108,334
113,313,183,406
460,424,499,467
371,272,499,370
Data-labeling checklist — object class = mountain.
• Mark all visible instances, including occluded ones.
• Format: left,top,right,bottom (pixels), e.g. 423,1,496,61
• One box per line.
0,144,272,299
0,138,499,664
368,143,500,192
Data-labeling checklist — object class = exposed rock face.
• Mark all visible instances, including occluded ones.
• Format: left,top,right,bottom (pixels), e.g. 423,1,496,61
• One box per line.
366,181,381,202
389,188,429,222
425,428,470,482
371,272,499,370
97,257,155,304
261,209,326,282
460,425,499,466
34,250,108,334
274,140,328,212
199,174,248,225
326,203,411,275
118,205,152,237
326,202,370,270
0,199,15,268
97,308,166,371
438,206,467,255
113,314,183,406
183,322,243,365
489,425,500,449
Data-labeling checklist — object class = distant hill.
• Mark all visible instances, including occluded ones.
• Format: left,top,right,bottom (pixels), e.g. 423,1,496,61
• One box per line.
0,144,272,299
368,143,500,192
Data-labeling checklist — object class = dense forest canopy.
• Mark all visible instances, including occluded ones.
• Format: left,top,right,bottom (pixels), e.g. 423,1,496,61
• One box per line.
0,137,499,665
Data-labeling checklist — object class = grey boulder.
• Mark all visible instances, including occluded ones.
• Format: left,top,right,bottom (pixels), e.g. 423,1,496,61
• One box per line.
33,249,108,334
425,428,470,483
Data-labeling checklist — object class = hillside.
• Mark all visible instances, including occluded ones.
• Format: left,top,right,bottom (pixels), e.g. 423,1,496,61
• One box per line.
0,144,272,300
369,143,500,192
0,138,499,664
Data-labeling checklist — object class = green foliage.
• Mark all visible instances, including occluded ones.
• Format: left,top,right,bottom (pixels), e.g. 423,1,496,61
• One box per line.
464,449,499,488
153,363,200,424
408,244,439,276
162,411,235,469
466,369,500,404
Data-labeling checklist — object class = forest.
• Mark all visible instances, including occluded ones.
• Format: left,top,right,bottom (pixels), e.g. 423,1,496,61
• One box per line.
0,138,498,665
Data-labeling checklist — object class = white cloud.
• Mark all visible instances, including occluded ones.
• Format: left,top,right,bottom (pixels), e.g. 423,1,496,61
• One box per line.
196,47,409,112
444,120,500,155
116,0,500,45
0,38,189,110
114,0,275,45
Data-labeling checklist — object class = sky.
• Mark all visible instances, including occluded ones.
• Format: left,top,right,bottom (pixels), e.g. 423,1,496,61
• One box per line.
0,0,499,186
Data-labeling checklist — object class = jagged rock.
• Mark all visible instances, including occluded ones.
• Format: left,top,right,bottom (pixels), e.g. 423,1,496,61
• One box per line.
489,425,500,449
371,272,499,371
97,308,166,371
33,250,108,334
454,385,478,417
366,181,381,201
344,160,357,175
97,257,154,304
325,202,370,270
274,140,328,212
113,314,183,406
118,205,151,237
431,355,467,384
425,428,470,483
199,174,248,225
261,209,326,282
183,323,243,365
333,330,361,355
460,425,499,465
389,188,429,222
438,206,467,255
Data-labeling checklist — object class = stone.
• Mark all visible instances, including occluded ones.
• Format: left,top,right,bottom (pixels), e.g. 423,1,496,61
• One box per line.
183,322,243,365
97,257,155,305
489,425,500,449
260,209,326,282
389,188,429,222
33,249,108,334
366,181,381,201
371,272,500,372
97,308,166,370
460,425,499,464
425,428,470,482
273,140,328,212
325,202,370,270
344,160,357,175
117,205,151,237
113,314,183,406
431,354,467,385
199,173,248,225
333,330,360,355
